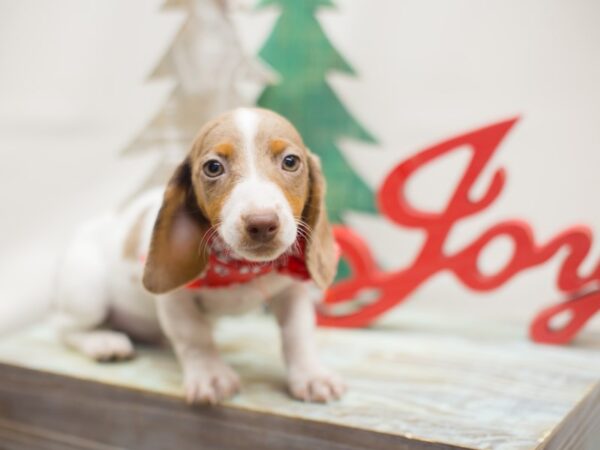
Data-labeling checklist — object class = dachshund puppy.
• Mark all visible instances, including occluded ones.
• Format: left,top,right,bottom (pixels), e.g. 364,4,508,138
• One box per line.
56,108,345,404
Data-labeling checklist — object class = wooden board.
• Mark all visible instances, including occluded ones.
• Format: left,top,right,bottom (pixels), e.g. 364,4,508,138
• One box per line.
0,309,598,450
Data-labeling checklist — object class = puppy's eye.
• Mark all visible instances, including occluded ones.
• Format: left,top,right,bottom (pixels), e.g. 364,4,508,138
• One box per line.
203,160,224,177
282,155,300,172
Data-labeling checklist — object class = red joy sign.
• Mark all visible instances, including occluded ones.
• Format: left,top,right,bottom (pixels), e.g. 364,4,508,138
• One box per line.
317,118,600,345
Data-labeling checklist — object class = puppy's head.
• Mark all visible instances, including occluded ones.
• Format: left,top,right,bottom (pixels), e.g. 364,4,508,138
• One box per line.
143,108,337,294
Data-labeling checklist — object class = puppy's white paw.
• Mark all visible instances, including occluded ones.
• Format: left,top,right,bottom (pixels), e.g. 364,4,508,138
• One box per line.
78,330,135,362
288,366,346,403
183,360,240,405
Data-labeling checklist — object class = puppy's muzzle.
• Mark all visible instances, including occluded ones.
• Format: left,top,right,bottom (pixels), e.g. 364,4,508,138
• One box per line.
243,211,280,243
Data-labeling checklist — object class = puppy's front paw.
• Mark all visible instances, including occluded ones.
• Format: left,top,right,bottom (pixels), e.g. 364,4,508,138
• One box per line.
183,360,240,405
288,366,346,403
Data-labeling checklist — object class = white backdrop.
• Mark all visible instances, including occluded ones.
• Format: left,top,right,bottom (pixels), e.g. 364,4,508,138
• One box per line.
1,0,599,335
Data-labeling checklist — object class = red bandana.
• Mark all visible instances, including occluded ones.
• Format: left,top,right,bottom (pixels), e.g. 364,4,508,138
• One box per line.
185,238,311,289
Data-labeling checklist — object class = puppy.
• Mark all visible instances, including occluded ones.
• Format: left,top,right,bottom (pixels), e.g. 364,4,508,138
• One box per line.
55,108,345,404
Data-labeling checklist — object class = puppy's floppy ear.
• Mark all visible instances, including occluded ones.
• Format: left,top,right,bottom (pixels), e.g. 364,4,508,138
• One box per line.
303,152,337,290
143,158,210,294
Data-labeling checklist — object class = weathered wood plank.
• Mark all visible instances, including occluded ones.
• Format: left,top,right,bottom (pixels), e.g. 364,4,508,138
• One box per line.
538,383,600,450
0,310,598,449
0,363,463,450
0,417,123,450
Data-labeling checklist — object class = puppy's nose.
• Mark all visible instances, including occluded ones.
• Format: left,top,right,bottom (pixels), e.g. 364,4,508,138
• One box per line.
244,211,280,243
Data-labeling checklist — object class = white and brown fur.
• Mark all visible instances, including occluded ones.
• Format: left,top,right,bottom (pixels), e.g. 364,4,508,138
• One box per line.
55,108,345,404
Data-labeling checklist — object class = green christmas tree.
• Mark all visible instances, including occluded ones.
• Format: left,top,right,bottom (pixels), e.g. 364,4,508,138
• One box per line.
257,0,377,224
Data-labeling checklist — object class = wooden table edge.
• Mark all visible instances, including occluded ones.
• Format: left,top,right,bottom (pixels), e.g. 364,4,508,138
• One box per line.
0,362,471,450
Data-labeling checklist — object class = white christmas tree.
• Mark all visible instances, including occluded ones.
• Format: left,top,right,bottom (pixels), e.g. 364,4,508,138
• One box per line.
122,0,270,199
